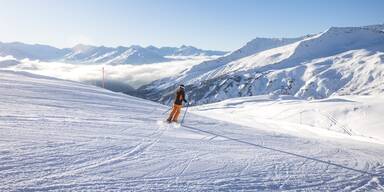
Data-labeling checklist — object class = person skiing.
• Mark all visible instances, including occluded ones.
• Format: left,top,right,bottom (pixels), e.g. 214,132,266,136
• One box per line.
167,84,188,123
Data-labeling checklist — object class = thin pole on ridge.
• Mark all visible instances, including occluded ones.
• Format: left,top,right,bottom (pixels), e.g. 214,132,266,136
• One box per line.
102,67,105,89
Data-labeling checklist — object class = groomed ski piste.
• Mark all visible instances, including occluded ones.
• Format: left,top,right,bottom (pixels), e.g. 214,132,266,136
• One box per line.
1,70,384,191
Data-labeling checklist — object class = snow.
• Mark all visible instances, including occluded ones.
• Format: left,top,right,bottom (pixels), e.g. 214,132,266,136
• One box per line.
170,37,306,85
144,25,384,105
191,26,384,83
148,45,228,57
0,42,69,61
192,95,384,144
0,42,227,65
62,45,170,65
1,70,384,191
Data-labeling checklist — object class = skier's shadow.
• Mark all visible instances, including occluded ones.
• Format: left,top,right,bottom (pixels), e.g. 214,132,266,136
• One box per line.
181,124,382,177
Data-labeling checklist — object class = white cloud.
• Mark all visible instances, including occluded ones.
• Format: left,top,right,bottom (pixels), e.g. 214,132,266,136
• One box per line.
4,57,212,89
0,55,16,61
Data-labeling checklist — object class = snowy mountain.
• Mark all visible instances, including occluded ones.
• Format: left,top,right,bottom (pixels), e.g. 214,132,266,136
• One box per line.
147,45,228,57
0,55,21,68
364,23,384,32
140,25,384,105
173,36,307,84
63,44,171,64
1,69,384,191
0,42,227,65
0,41,70,61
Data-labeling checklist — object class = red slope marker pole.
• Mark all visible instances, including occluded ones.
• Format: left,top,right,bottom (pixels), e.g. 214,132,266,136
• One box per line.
102,67,105,89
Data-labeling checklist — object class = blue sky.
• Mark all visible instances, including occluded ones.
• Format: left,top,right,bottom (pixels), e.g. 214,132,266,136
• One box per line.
0,0,383,51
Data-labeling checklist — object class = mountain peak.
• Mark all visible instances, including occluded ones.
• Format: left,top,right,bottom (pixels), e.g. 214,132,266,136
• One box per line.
323,25,384,35
128,45,145,50
362,23,384,32
72,44,95,52
180,45,189,48
146,45,158,49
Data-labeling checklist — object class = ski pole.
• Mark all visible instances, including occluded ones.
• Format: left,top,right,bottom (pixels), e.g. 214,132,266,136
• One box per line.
181,103,189,125
162,106,173,115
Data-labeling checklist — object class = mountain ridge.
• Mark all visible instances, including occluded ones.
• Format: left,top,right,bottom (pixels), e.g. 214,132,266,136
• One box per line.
0,42,227,65
139,24,384,105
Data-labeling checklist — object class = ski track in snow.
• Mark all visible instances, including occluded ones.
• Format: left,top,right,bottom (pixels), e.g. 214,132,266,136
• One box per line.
1,70,384,191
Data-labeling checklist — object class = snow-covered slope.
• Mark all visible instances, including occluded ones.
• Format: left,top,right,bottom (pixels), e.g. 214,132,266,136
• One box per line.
141,25,384,105
193,95,384,143
1,70,384,191
173,37,306,84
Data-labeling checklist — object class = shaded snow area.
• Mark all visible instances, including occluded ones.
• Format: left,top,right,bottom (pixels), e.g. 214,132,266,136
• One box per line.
1,70,384,191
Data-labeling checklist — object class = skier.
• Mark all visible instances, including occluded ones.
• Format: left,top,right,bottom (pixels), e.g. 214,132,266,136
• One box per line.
167,84,188,123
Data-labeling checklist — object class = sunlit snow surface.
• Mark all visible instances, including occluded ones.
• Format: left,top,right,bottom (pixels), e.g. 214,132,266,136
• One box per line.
1,70,384,191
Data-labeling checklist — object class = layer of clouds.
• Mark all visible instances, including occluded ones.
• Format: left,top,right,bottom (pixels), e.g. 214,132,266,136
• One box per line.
1,56,212,89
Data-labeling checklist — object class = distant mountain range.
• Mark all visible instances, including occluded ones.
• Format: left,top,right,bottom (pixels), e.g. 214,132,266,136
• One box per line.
139,24,384,105
2,24,383,106
0,42,228,65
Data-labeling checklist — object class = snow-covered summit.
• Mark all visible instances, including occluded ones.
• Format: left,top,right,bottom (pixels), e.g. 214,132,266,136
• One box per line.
71,43,96,52
363,23,384,32
0,41,69,61
146,45,228,57
64,44,170,64
208,25,384,77
288,26,384,62
174,36,307,84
